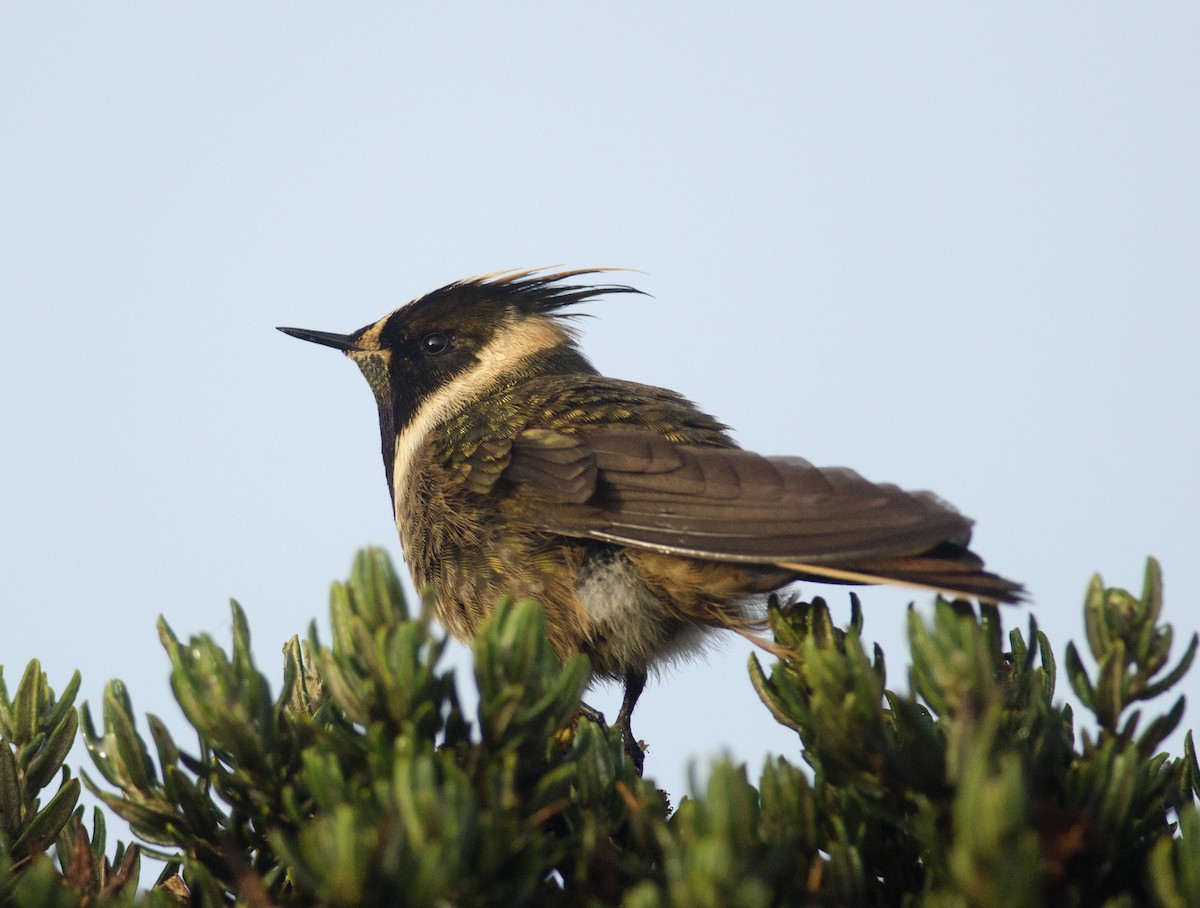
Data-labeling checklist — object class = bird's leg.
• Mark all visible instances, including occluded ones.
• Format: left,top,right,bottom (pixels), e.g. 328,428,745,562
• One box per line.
616,670,648,775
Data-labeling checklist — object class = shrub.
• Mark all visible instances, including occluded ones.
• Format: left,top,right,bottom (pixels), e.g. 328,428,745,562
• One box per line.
1,551,1196,906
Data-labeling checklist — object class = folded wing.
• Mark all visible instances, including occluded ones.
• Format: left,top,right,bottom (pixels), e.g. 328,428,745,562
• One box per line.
500,427,1023,602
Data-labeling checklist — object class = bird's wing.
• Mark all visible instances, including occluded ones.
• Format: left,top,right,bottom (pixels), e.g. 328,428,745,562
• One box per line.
501,427,973,565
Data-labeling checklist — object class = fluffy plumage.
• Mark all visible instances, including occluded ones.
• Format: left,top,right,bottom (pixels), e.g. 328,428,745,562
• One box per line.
279,268,1023,770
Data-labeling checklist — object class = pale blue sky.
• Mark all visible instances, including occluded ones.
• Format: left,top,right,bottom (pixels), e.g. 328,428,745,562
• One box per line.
2,4,1197,816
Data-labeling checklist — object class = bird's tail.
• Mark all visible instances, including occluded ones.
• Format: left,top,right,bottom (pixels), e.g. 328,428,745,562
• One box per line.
780,544,1026,604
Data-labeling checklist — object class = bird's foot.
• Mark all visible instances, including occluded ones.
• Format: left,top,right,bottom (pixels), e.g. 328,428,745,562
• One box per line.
576,701,645,775
616,715,646,776
578,701,608,731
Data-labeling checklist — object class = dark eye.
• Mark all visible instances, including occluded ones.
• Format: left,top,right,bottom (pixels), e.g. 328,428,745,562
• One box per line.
420,331,451,356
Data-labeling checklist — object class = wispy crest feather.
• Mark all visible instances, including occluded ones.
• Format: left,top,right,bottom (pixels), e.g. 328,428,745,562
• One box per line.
431,268,646,318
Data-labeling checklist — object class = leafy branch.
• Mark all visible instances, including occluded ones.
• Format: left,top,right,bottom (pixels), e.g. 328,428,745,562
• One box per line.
0,551,1195,906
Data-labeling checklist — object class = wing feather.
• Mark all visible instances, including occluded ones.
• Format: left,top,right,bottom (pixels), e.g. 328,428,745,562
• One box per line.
505,429,597,503
504,427,974,565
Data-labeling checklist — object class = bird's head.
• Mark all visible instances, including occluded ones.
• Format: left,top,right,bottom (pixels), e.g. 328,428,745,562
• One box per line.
278,268,641,490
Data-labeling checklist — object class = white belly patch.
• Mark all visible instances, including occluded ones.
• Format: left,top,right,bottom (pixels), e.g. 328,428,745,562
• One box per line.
575,550,710,673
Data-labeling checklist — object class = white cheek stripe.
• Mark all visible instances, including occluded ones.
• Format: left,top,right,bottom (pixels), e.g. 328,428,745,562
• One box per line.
391,317,570,514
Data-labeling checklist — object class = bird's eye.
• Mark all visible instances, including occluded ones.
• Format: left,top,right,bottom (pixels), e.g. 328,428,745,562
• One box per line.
420,331,451,356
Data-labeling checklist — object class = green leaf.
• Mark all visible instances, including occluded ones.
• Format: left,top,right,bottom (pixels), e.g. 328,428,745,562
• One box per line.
146,713,181,771
43,671,80,736
747,655,801,733
0,737,21,839
1140,633,1198,701
11,777,80,856
103,681,154,791
1141,557,1163,625
1064,642,1094,709
90,806,107,868
23,707,78,793
1183,731,1200,801
0,669,11,740
1083,573,1108,659
1036,628,1057,696
1094,642,1128,731
1135,696,1184,759
14,660,42,746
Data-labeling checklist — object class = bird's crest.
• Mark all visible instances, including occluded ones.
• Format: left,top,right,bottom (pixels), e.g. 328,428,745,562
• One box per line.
417,267,645,321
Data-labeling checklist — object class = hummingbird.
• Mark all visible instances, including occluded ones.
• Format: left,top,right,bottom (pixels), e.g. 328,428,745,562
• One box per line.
279,268,1022,771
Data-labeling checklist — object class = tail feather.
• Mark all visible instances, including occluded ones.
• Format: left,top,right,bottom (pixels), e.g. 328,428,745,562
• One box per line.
779,554,1025,604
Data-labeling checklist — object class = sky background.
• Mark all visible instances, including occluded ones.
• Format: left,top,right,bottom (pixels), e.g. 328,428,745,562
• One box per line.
2,3,1197,839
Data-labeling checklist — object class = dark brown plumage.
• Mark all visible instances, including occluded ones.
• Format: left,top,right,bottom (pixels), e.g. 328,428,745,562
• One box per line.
279,268,1023,771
